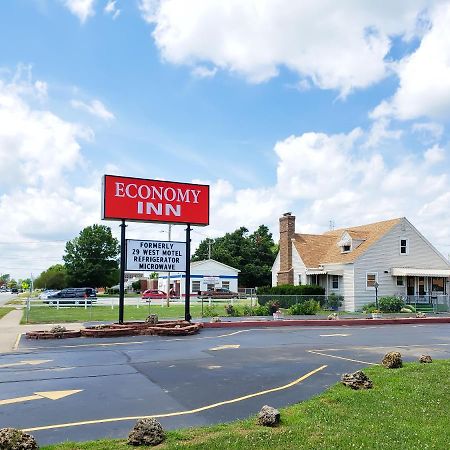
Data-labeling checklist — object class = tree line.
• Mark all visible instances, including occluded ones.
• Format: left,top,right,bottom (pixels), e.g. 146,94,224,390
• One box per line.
31,223,277,290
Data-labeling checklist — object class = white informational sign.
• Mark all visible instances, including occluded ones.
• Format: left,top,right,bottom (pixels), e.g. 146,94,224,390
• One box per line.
126,239,186,272
203,276,220,285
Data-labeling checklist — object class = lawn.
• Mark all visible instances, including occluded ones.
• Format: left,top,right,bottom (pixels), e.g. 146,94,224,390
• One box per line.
42,360,450,449
0,307,14,319
21,301,252,324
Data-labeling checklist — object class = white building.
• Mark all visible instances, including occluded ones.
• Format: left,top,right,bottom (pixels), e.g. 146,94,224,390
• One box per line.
272,213,450,311
158,258,240,297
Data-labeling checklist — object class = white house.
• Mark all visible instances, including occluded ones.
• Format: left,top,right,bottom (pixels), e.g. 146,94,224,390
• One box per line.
158,258,240,297
272,213,450,311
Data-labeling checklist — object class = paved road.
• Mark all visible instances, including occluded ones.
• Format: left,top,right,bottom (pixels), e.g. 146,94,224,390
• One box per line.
0,292,18,306
0,323,449,446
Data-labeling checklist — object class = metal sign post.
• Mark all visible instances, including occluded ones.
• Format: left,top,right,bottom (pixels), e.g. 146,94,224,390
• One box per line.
185,224,192,322
119,220,127,324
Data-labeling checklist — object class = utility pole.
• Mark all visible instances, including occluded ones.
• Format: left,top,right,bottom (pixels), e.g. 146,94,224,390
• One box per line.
207,240,213,259
166,224,172,307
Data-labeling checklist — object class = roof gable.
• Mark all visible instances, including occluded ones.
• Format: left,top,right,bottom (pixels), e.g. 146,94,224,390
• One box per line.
293,218,402,267
190,258,241,273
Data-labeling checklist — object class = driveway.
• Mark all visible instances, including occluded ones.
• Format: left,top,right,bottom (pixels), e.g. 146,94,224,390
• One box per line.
0,323,449,445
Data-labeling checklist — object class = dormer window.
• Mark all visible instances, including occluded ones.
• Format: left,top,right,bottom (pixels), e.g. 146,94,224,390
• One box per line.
342,245,351,253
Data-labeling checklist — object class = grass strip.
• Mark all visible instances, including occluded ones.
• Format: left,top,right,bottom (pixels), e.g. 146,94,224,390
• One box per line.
0,307,15,319
42,360,450,449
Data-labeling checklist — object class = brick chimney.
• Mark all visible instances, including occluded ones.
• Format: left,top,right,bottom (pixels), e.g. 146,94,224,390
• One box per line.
277,212,295,285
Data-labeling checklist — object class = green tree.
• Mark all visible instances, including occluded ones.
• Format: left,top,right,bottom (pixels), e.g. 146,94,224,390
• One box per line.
63,225,120,288
34,264,68,290
192,225,276,287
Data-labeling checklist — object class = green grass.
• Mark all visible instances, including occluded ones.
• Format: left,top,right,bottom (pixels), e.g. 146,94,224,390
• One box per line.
42,360,450,449
0,307,15,319
21,301,251,324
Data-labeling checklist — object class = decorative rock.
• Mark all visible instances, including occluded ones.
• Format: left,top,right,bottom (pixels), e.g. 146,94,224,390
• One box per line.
127,418,165,446
341,370,373,390
327,313,339,320
382,351,403,368
419,354,432,363
50,325,67,334
0,427,39,450
416,312,427,318
257,405,280,427
145,314,159,325
210,316,221,323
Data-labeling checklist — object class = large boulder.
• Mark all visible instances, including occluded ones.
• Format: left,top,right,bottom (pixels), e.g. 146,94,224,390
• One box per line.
419,354,432,364
127,418,165,446
257,405,280,427
50,325,67,334
341,370,373,390
0,428,39,450
145,314,159,325
382,351,403,368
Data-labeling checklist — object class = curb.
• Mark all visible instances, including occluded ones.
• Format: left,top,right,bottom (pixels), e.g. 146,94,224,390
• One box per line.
200,317,450,328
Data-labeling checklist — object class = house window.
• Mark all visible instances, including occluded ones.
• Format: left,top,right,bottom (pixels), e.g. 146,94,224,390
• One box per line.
366,272,378,289
396,277,404,287
342,245,351,253
331,275,339,290
222,281,230,290
400,238,409,255
192,281,201,292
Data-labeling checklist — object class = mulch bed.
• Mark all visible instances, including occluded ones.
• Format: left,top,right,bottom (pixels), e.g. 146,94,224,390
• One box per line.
25,321,203,339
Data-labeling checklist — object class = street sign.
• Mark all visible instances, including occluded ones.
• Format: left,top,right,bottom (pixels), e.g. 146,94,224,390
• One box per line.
102,175,209,226
126,239,186,272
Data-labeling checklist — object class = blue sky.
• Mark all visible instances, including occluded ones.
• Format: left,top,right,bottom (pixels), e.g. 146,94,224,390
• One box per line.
1,0,449,278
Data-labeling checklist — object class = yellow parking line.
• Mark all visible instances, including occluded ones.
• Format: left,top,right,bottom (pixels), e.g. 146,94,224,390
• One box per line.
22,365,327,432
307,350,378,366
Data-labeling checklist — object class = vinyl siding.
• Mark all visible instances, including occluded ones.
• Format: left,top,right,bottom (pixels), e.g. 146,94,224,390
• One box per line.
271,252,280,286
322,263,355,311
354,218,450,310
292,245,307,285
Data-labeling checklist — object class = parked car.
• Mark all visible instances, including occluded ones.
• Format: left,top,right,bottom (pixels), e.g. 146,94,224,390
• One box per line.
11,287,18,294
197,288,239,299
44,287,97,306
141,289,176,301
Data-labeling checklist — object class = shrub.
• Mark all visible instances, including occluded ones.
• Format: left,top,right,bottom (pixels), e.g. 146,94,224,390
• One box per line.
257,284,326,308
252,304,270,316
288,299,320,315
224,304,242,317
326,293,344,310
242,305,253,316
203,305,219,317
378,296,405,313
362,302,377,313
267,301,280,315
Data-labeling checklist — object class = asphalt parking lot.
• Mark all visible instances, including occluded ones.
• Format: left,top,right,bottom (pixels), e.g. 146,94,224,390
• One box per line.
1,323,449,445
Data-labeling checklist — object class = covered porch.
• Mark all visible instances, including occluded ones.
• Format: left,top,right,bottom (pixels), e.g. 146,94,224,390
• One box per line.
391,267,450,311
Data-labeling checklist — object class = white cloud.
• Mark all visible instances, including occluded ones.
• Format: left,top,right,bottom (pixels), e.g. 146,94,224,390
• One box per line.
71,99,115,121
191,66,217,79
363,118,403,149
139,0,442,95
63,0,96,23
424,144,446,165
199,127,450,258
0,70,102,278
104,0,120,20
371,2,450,120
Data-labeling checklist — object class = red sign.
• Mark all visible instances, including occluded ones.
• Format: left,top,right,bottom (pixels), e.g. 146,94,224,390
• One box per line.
102,175,209,226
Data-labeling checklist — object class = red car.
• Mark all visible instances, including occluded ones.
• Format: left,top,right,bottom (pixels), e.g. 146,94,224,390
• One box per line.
141,289,174,300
